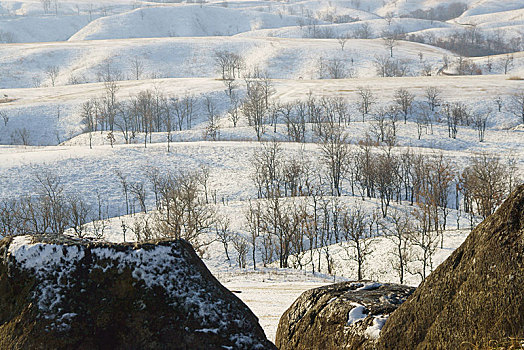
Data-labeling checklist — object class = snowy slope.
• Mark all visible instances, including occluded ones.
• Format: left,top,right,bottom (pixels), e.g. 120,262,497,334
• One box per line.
68,5,308,40
0,15,92,43
0,36,454,89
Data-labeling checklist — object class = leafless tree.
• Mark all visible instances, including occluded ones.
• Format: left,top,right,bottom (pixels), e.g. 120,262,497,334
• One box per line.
494,95,503,112
0,111,8,126
473,108,490,142
245,200,263,269
357,86,375,122
68,195,90,238
130,182,147,214
214,50,245,80
115,169,130,215
424,86,442,112
317,124,350,196
383,209,413,284
373,55,410,77
215,215,233,265
498,54,514,74
129,56,144,80
382,32,398,57
45,66,59,86
204,97,220,141
409,208,439,281
227,93,242,127
337,34,349,50
341,205,374,280
12,128,31,146
375,149,399,217
394,88,415,123
353,22,373,39
242,79,268,141
508,90,524,124
41,0,52,14
232,234,249,268
155,169,216,252
460,154,509,219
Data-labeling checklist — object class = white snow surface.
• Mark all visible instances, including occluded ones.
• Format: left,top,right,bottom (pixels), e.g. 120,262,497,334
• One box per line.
365,315,388,340
347,302,367,325
1,0,524,343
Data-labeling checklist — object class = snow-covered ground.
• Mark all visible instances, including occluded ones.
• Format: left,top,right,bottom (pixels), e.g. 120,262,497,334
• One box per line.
1,0,523,342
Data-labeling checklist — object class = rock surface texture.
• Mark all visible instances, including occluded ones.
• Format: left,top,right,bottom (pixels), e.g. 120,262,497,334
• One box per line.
275,281,415,350
377,184,524,349
0,235,276,350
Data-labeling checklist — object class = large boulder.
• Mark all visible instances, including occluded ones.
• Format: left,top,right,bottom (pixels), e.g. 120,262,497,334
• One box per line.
275,281,415,350
0,235,276,350
378,184,524,349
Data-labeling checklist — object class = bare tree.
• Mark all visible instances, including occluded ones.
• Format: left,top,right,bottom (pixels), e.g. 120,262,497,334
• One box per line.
494,95,503,112
317,124,350,196
473,108,490,142
129,56,144,80
215,215,233,265
130,182,147,214
353,22,373,39
68,195,90,238
12,128,31,146
341,205,374,280
0,111,8,126
45,66,59,86
498,54,514,74
242,79,268,141
394,88,415,123
382,33,398,58
508,90,524,124
232,234,249,268
337,34,349,50
357,86,375,122
424,86,442,112
155,169,216,252
409,208,439,281
204,97,220,141
460,154,508,219
115,169,130,215
383,209,413,284
214,50,245,80
41,0,52,14
227,93,241,127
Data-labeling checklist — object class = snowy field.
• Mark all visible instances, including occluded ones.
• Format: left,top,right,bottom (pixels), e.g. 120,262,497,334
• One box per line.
0,0,523,342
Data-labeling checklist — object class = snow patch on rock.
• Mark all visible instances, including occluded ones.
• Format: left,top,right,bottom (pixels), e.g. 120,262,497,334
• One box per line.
347,302,367,325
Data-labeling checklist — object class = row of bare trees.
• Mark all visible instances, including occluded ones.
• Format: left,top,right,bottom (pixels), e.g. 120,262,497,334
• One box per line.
79,70,524,148
0,170,106,238
81,84,198,150
251,138,519,230
235,140,520,280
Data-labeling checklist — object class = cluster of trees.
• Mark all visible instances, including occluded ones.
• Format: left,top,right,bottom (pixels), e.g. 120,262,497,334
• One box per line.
237,139,520,280
403,2,468,22
406,28,523,58
0,141,519,282
0,170,107,238
79,74,524,149
81,83,199,149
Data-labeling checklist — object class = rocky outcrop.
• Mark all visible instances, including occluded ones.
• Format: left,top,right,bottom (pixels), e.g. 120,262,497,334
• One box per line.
0,235,276,350
377,184,524,349
275,281,415,350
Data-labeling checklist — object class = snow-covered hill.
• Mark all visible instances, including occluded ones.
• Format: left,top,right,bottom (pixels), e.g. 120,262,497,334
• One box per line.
69,5,307,40
0,0,523,342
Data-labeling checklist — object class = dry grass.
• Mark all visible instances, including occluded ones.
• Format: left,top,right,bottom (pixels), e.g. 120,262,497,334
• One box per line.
461,338,524,349
508,76,523,80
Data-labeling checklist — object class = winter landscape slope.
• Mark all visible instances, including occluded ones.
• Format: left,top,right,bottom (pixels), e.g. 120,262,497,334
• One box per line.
0,0,523,344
